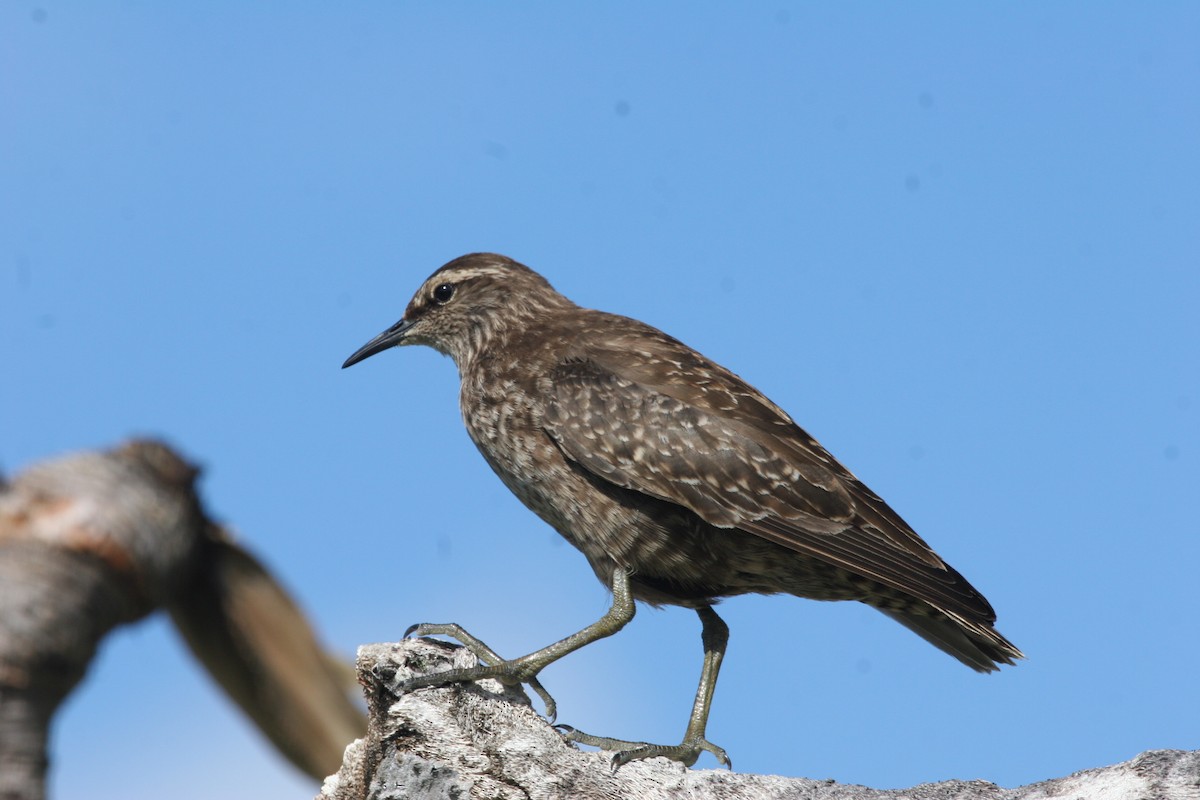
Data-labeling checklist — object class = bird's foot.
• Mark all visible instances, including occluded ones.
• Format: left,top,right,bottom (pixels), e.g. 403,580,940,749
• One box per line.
401,622,558,721
556,725,731,771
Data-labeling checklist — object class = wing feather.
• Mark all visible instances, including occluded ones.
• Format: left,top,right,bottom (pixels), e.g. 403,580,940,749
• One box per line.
543,326,997,624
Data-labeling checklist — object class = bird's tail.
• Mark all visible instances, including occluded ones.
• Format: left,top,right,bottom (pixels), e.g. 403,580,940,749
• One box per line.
877,607,1024,673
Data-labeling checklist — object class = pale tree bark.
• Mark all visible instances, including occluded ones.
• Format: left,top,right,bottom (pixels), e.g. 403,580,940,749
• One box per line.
0,441,365,800
319,639,1200,800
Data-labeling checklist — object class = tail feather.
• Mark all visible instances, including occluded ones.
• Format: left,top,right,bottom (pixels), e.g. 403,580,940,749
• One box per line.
878,607,1024,673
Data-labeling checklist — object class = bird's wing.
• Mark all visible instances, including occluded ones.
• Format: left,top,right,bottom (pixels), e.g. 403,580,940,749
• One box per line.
543,328,994,622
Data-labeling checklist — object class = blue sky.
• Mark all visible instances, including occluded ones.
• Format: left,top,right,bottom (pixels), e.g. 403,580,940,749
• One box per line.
2,4,1198,798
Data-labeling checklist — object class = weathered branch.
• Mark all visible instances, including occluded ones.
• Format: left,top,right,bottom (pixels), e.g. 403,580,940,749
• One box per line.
320,639,1200,800
0,440,365,800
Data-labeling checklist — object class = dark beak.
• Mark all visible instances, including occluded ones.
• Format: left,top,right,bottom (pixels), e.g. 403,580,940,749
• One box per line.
342,318,415,368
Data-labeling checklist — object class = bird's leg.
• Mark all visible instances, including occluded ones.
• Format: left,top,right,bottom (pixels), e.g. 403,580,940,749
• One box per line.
399,566,636,723
560,605,731,770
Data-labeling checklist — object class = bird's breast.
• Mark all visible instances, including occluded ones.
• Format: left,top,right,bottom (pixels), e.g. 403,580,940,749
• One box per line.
458,368,664,573
460,370,573,521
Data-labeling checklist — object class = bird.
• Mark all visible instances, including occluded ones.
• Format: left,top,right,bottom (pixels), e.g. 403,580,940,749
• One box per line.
342,252,1022,769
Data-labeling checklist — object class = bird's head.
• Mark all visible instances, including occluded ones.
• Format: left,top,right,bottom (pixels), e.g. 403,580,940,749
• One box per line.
342,253,574,370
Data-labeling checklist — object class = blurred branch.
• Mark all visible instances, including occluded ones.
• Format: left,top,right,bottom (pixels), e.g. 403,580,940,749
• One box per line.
0,440,365,800
169,527,364,777
320,639,1200,800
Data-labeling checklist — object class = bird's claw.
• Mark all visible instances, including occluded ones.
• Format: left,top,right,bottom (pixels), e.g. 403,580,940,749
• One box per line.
614,738,734,767
559,725,731,771
611,738,731,771
395,624,561,721
528,677,557,722
392,665,557,721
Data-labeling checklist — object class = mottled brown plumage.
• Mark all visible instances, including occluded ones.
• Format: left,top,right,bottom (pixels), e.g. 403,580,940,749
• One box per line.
343,252,1022,768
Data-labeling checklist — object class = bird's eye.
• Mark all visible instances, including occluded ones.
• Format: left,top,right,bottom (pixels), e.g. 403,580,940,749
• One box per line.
433,283,455,304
